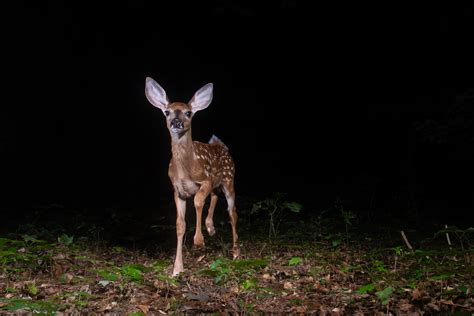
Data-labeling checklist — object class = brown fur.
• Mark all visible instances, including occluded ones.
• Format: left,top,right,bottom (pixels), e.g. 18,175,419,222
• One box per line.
145,79,239,276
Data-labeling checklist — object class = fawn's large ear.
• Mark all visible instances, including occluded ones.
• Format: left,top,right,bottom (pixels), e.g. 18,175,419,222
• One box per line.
145,77,169,110
189,83,213,112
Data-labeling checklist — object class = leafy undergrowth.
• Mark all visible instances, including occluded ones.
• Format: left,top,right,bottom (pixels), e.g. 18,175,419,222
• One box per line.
0,200,473,314
0,231,473,315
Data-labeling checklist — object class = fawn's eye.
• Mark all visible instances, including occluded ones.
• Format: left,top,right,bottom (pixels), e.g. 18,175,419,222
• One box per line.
185,111,192,118
164,110,170,116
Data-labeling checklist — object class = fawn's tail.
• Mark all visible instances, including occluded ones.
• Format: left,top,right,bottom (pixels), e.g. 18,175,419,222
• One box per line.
208,134,229,151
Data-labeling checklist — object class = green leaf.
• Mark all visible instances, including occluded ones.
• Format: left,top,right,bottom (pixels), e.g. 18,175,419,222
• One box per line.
357,283,375,294
22,235,41,244
112,246,125,253
376,286,394,305
373,260,388,273
97,270,119,281
215,273,225,284
153,260,170,273
284,201,302,213
241,278,258,290
231,258,268,271
58,234,74,246
1,298,61,313
210,259,224,270
121,265,143,282
26,283,38,295
157,274,179,286
288,257,303,266
251,202,263,214
122,263,150,272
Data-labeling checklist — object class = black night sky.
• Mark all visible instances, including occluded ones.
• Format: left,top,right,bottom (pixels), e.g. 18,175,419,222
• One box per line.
2,1,473,226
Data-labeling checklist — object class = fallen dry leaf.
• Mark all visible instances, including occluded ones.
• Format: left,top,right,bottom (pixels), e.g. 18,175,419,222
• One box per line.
325,274,331,283
63,273,74,283
290,305,307,313
398,302,414,312
137,304,150,313
411,288,421,300
262,273,275,280
197,255,206,262
426,302,440,312
439,299,454,306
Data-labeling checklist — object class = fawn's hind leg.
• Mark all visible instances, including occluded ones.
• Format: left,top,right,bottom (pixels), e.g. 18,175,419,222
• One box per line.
205,191,218,236
223,182,239,259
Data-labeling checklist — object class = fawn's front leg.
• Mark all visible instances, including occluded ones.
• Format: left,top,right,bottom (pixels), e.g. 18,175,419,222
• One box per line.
193,182,212,247
173,191,186,276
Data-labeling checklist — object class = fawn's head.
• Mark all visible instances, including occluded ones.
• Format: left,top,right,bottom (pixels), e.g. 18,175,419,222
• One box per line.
145,77,213,138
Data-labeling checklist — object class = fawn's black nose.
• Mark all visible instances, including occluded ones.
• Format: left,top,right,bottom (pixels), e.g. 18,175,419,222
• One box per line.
170,118,184,129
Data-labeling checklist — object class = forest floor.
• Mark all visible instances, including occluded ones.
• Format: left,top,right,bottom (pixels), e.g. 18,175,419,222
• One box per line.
0,198,473,315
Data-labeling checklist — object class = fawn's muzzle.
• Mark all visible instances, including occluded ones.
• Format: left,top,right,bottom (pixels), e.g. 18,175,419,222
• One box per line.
170,118,184,129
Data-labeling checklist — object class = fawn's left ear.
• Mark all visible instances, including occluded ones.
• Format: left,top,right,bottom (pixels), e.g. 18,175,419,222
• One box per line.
145,77,169,110
189,83,213,112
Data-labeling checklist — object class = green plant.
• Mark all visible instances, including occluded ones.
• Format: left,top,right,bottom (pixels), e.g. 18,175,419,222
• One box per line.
331,197,356,246
0,237,54,274
97,269,120,282
0,298,61,314
376,286,394,305
251,192,302,242
26,282,39,296
202,259,231,284
357,283,375,294
152,260,171,273
237,298,255,314
392,246,404,271
57,234,74,246
241,278,258,291
121,264,147,282
288,257,303,266
309,209,330,240
435,226,474,251
372,260,388,273
200,258,268,285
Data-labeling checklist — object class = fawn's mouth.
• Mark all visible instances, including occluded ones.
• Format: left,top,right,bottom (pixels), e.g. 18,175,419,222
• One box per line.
170,127,184,133
170,125,188,137
170,118,184,130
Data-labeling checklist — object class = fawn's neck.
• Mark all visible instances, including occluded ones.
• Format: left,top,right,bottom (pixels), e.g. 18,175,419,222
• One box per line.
170,129,196,173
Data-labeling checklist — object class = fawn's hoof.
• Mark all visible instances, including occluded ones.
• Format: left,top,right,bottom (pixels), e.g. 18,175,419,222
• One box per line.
205,219,216,236
232,246,240,259
193,235,205,247
206,225,216,236
172,265,183,277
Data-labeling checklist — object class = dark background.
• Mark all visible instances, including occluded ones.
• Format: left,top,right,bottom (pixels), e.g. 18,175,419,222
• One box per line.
1,1,473,227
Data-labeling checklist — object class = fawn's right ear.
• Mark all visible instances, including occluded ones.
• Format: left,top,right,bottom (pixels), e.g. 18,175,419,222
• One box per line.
145,77,169,110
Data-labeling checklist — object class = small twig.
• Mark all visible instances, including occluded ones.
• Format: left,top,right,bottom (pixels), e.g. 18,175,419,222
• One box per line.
258,243,267,257
401,230,413,252
445,224,452,248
